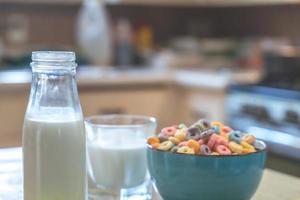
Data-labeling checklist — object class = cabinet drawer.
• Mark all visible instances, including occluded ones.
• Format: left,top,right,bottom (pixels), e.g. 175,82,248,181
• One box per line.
79,88,171,130
179,88,226,125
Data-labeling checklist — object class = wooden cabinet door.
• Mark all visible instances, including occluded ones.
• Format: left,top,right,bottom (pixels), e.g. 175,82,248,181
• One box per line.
0,91,28,147
79,88,172,131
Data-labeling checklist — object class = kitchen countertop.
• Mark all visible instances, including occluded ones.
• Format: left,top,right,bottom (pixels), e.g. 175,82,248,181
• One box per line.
1,148,299,200
174,69,261,90
0,68,173,92
253,169,300,200
0,67,261,92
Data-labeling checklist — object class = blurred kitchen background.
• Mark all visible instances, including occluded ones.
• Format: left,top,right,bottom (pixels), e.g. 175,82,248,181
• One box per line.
1,0,300,176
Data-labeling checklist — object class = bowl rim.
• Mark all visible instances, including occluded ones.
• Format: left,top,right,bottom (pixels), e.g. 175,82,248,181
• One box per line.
147,143,267,158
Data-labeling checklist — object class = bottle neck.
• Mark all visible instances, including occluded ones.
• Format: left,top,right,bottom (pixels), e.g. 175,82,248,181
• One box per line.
26,62,82,119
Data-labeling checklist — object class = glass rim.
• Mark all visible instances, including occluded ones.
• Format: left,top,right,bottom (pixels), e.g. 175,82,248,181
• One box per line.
85,114,156,128
32,51,76,62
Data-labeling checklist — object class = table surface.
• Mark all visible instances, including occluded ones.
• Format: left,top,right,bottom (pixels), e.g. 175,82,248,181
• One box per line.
1,148,300,200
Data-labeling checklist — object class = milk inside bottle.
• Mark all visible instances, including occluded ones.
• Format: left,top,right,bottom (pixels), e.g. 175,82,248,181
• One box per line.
22,51,86,200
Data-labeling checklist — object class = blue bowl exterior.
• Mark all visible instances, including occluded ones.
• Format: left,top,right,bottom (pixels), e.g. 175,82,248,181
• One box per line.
147,148,266,200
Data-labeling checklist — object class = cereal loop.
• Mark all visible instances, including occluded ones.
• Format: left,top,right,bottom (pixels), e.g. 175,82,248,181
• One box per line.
178,141,188,147
241,141,255,151
222,126,232,134
162,127,177,137
187,139,200,154
229,131,243,144
242,148,256,154
211,121,224,129
200,145,212,155
177,146,195,154
198,139,205,145
169,137,180,145
147,137,160,145
216,145,231,155
151,143,160,149
158,141,174,151
175,129,187,141
207,134,219,149
242,134,256,144
228,141,243,154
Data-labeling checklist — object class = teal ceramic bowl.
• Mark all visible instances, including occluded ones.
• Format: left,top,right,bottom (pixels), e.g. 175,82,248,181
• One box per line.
147,146,266,200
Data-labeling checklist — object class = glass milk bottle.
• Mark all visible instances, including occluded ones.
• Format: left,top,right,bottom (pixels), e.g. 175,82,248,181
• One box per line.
23,51,86,200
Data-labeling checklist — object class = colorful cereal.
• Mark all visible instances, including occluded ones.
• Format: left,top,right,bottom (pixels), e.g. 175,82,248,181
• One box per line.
158,141,174,151
147,119,265,156
228,141,243,154
200,145,212,155
169,137,181,145
162,126,178,137
187,139,200,154
216,145,231,155
177,146,195,154
229,131,243,144
242,134,256,144
175,129,187,141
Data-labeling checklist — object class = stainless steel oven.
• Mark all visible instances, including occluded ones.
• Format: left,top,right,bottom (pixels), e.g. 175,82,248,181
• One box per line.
226,85,300,176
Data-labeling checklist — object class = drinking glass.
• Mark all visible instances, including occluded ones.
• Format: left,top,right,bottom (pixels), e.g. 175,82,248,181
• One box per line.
85,114,157,200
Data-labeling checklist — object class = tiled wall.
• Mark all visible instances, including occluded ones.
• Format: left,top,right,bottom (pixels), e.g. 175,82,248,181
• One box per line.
1,3,300,57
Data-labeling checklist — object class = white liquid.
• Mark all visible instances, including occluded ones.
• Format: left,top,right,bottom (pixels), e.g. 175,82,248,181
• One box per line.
23,112,86,200
88,140,147,192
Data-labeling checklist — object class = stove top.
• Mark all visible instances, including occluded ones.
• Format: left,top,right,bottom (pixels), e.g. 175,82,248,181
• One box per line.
230,84,300,100
258,79,300,91
227,84,300,160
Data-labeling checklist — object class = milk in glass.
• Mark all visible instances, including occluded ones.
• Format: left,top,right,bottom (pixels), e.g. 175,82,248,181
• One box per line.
88,139,147,191
86,116,157,199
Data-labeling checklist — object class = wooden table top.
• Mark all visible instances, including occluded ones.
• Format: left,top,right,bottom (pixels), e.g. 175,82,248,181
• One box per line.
1,148,299,200
252,169,300,200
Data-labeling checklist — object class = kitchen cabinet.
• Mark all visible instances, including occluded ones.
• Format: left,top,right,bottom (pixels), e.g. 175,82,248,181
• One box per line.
0,0,81,5
1,82,223,147
0,0,299,6
0,69,258,147
0,83,173,147
174,69,261,124
177,86,226,125
115,0,300,6
79,86,175,131
0,89,29,147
